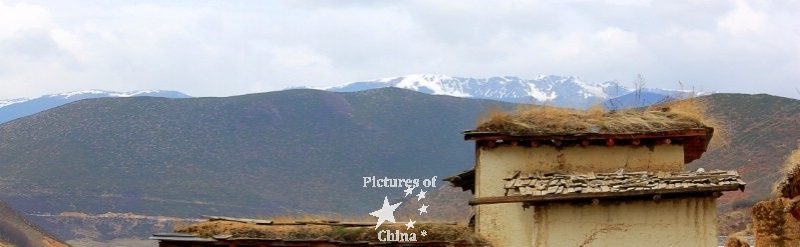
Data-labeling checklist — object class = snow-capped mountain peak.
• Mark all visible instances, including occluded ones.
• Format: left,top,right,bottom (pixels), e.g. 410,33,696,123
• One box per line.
323,74,704,109
325,74,625,104
357,74,472,97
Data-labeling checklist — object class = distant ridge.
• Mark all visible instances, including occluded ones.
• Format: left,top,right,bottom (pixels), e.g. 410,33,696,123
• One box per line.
0,90,191,124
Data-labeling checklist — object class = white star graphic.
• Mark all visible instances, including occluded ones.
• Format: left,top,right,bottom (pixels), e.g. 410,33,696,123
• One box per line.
405,219,416,230
369,196,402,229
418,204,428,215
416,190,427,201
404,186,415,197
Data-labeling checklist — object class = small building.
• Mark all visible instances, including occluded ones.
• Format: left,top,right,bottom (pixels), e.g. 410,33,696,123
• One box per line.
445,106,745,247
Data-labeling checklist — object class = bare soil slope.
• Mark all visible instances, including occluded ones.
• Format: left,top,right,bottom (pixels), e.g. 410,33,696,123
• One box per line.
0,200,69,247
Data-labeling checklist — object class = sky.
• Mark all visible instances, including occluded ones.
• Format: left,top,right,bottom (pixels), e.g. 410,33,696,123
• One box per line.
0,0,798,99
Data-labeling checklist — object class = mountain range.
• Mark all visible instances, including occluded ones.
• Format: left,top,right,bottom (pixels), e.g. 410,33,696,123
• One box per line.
0,90,191,124
0,75,705,125
321,74,705,108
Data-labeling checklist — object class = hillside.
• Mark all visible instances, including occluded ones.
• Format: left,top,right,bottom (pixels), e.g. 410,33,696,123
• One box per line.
0,88,512,236
0,90,190,124
687,93,800,206
0,200,70,247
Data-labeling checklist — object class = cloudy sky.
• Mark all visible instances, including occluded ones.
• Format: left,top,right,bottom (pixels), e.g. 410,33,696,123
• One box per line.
0,0,798,99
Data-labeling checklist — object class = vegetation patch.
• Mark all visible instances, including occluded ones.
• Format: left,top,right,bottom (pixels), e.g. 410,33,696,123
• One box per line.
773,149,800,197
175,220,487,243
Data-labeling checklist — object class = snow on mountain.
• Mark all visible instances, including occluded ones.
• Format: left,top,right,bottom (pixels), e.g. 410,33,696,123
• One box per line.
44,90,191,100
0,90,191,124
49,90,111,99
324,74,708,109
0,98,27,108
325,75,630,107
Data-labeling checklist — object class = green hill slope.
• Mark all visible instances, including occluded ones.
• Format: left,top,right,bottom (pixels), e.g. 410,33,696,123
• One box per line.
0,88,511,219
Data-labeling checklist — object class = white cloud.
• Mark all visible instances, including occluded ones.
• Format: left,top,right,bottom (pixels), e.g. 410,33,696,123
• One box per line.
0,0,797,99
717,0,767,35
269,46,330,69
0,0,50,39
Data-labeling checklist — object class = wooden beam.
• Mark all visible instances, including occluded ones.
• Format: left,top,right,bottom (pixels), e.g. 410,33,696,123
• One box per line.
468,184,742,205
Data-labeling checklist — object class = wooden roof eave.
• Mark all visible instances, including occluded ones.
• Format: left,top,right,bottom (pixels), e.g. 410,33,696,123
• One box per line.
444,169,475,193
462,128,712,141
463,127,714,164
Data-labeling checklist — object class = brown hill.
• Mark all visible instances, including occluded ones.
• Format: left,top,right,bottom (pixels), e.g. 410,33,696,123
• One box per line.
0,199,70,247
687,93,800,207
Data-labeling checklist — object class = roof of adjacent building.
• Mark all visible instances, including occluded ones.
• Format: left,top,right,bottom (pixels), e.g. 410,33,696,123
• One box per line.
443,169,474,193
467,169,745,205
150,233,485,247
464,128,713,164
151,217,488,246
464,104,717,164
470,104,709,136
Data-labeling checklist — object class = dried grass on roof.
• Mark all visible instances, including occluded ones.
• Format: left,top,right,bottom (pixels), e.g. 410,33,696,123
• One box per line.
175,221,487,244
773,149,800,198
476,97,717,136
